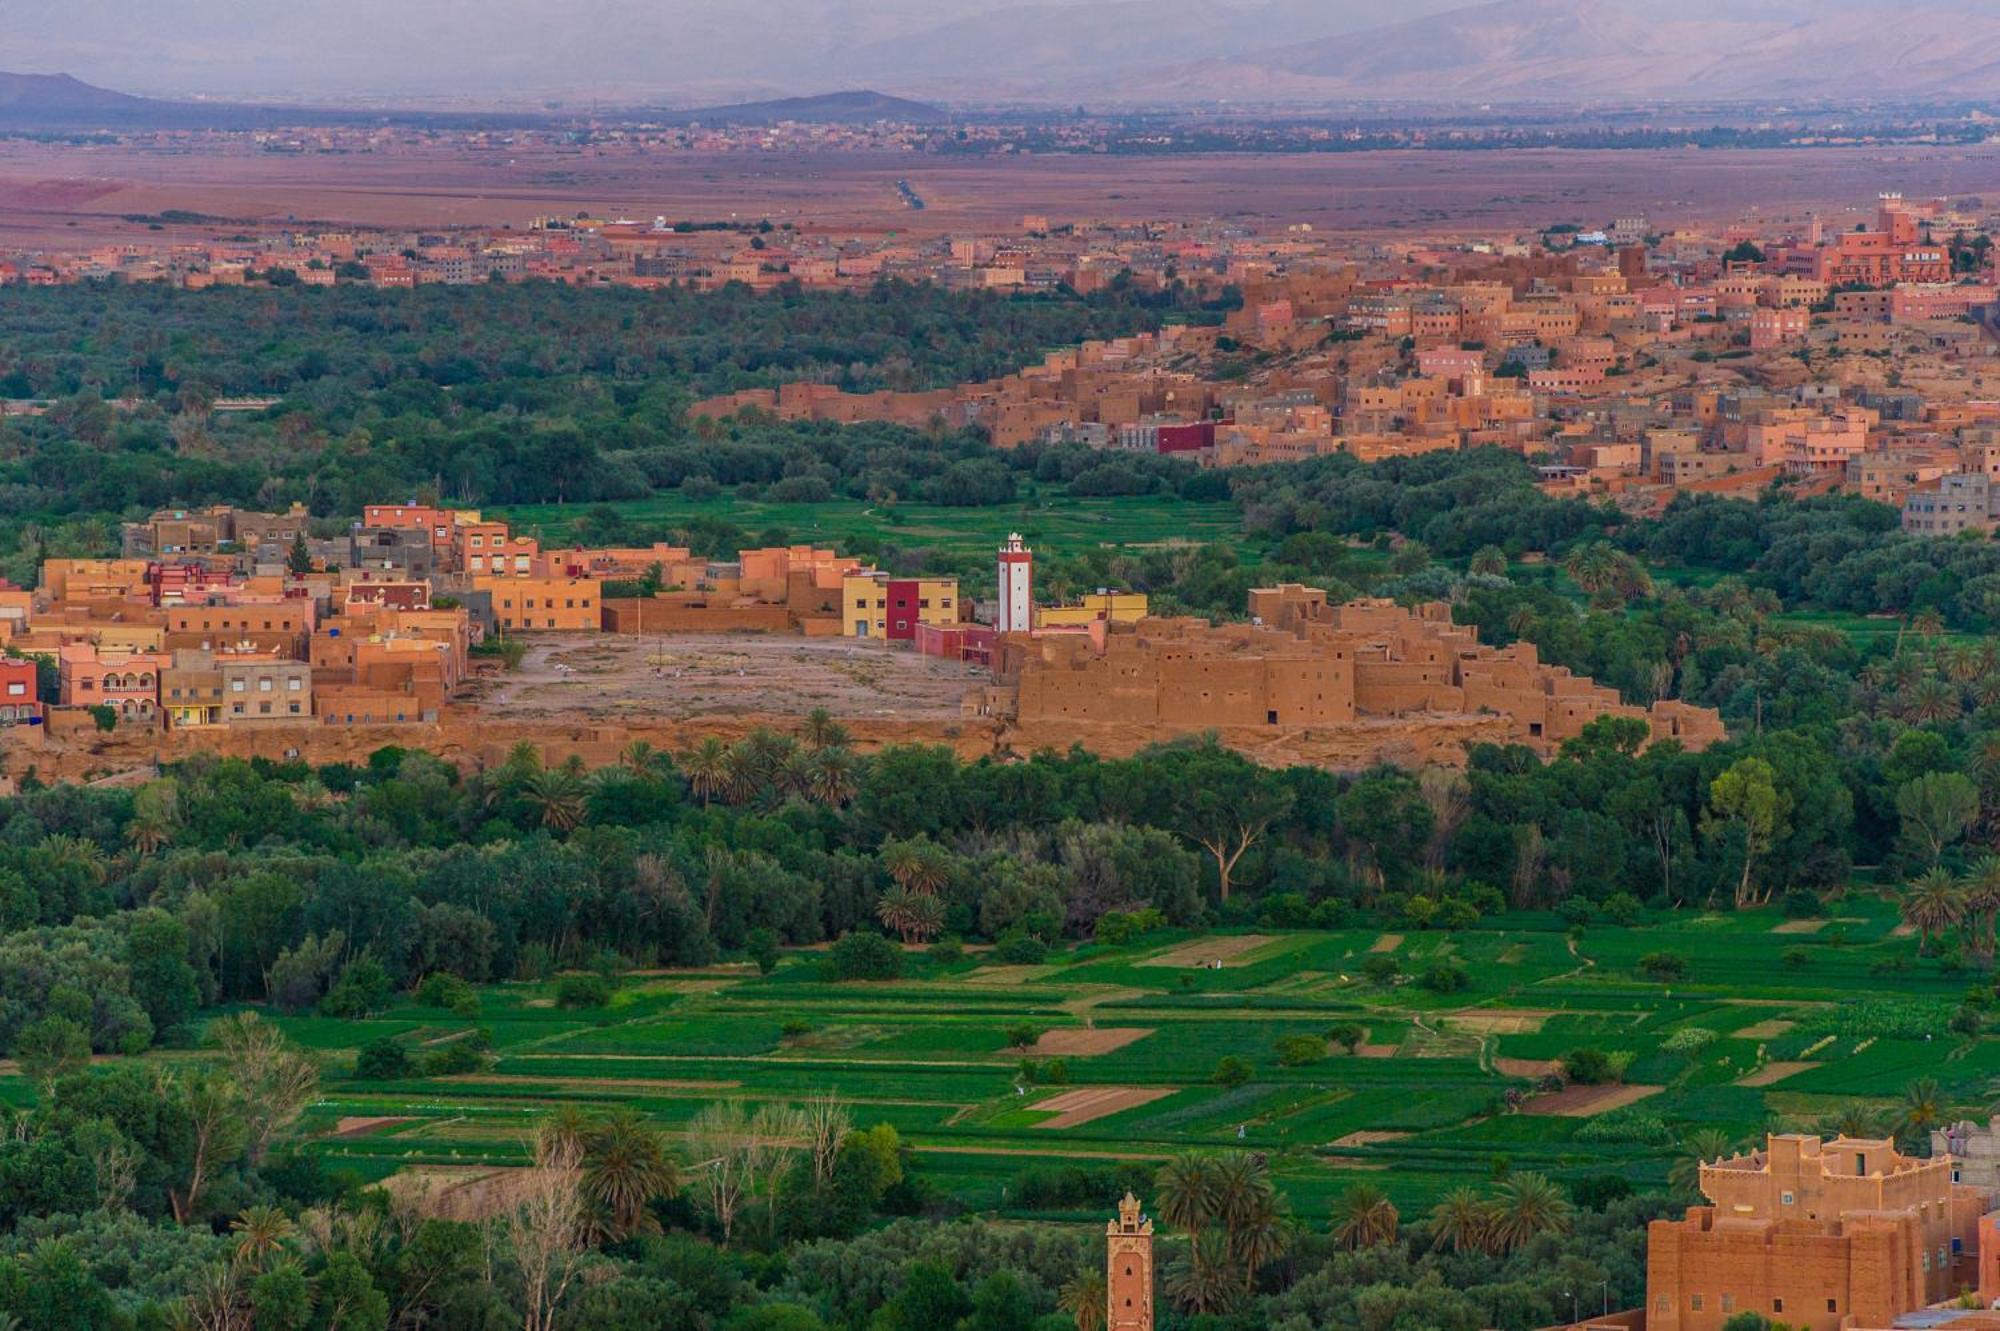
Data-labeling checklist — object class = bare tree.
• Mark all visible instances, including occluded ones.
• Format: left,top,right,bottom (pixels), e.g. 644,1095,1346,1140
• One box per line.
212,1012,320,1165
801,1092,852,1188
167,1069,247,1225
91,1131,141,1213
510,1128,587,1331
687,1101,754,1244
1418,769,1470,872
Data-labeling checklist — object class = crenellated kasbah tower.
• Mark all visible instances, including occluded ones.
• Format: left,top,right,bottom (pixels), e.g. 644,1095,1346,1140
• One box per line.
1107,1192,1155,1331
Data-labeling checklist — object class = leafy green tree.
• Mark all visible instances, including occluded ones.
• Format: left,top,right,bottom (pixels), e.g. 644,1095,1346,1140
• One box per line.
1706,757,1791,908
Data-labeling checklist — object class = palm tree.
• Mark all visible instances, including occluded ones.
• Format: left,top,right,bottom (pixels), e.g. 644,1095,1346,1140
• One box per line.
881,837,953,896
502,741,543,778
1468,545,1509,578
808,747,860,807
720,743,760,805
619,740,659,776
1898,1077,1946,1146
524,769,588,833
1153,1153,1221,1243
681,738,730,807
1328,1181,1398,1250
583,1108,679,1241
875,888,926,945
1058,1269,1107,1331
231,1204,295,1270
1669,1128,1735,1197
1427,1186,1495,1254
1912,607,1946,641
1898,675,1962,726
1902,867,1967,955
801,708,850,752
1165,1231,1240,1316
1964,855,2000,966
1226,1190,1290,1288
1825,1104,1888,1140
39,833,108,886
777,748,819,801
1487,1172,1572,1252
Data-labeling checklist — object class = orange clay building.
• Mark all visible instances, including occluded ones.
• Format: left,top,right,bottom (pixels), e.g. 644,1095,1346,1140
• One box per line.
1001,589,1721,757
476,576,601,632
1646,1134,1989,1331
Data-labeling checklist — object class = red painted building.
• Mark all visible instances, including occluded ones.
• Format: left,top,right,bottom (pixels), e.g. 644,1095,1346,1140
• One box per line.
0,658,38,724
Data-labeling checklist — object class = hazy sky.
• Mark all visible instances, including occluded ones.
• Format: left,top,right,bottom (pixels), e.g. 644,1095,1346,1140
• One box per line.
8,0,1466,100
5,0,1952,103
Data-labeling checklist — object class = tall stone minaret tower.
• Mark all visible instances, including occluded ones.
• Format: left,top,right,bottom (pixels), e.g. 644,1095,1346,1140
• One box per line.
1107,1192,1154,1331
997,532,1033,635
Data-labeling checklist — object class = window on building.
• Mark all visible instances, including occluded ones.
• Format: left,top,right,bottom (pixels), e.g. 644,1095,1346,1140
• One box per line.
1720,1296,1734,1314
1691,1295,1704,1312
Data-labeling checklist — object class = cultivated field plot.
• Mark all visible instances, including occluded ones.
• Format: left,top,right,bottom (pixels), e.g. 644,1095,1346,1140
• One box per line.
57,893,1988,1226
494,493,1253,570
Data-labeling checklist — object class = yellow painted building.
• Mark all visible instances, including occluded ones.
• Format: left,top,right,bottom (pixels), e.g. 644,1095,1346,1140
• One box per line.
1038,591,1149,629
840,572,959,640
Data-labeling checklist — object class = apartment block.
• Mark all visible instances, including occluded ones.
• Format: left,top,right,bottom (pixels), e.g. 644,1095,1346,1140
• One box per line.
477,576,602,632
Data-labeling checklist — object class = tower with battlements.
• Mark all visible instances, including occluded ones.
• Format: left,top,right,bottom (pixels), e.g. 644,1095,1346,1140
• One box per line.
1107,1192,1154,1331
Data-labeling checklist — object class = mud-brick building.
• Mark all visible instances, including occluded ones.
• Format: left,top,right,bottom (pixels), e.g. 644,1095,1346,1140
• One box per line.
1646,1134,1989,1331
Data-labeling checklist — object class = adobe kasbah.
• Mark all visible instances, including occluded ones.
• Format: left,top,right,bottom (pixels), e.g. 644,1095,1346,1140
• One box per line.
24,3,2000,1330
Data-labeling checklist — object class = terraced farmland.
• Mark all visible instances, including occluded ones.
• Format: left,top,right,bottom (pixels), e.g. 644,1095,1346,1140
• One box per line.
244,892,1993,1225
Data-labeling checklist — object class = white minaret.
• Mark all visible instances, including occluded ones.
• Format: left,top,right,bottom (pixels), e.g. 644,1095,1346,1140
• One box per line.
997,532,1033,634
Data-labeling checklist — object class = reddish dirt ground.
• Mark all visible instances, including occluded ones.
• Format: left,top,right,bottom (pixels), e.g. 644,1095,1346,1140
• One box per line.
5,141,2000,246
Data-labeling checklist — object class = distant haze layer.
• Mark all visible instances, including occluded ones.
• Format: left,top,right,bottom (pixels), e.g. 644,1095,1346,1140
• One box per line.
8,0,1997,104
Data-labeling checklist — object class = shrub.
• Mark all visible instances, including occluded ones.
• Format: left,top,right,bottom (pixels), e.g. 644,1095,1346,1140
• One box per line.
1781,887,1825,919
1556,896,1596,927
1420,960,1469,993
88,704,117,732
1599,892,1644,926
419,1040,484,1076
1360,954,1400,986
1782,946,1811,971
1274,1034,1326,1067
992,932,1048,965
354,1037,409,1080
1434,898,1481,931
1326,1022,1365,1055
1005,1024,1045,1050
1094,909,1169,946
1637,950,1688,981
415,972,479,1016
1661,1027,1717,1055
555,974,615,1009
1574,1111,1672,1144
928,938,965,966
746,928,780,977
1042,1058,1070,1085
1213,1055,1253,1088
827,932,903,981
320,955,392,1018
1563,1048,1613,1085
780,1018,813,1038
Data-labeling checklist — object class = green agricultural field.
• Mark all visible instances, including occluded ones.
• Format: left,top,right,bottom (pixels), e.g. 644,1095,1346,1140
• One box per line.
493,490,1252,568
86,897,1981,1229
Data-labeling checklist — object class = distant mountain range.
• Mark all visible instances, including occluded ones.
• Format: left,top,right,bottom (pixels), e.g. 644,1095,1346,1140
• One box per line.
651,90,948,126
1145,0,2000,103
16,0,2000,116
0,70,945,131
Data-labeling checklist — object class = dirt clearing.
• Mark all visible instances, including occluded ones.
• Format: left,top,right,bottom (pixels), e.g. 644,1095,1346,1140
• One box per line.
1138,935,1277,968
332,1116,412,1138
470,633,976,726
1368,934,1404,953
1330,1131,1411,1148
1028,1027,1153,1057
1521,1084,1664,1117
1772,920,1826,934
1032,1087,1176,1129
1448,1010,1552,1035
1735,1062,1818,1087
1736,1019,1796,1040
1494,1058,1563,1079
